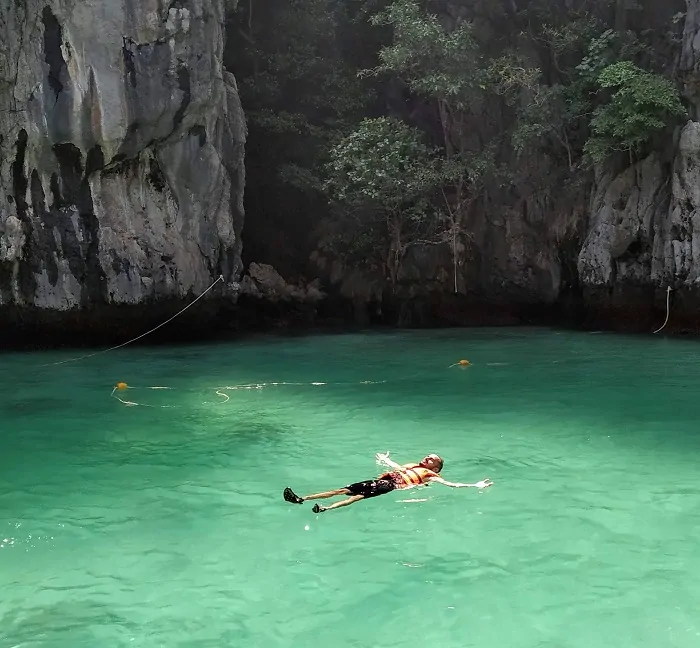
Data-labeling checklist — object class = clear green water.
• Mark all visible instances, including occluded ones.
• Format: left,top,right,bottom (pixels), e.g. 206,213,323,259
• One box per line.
2,328,700,647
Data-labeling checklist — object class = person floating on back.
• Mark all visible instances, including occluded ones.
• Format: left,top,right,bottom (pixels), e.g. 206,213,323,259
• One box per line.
283,452,493,513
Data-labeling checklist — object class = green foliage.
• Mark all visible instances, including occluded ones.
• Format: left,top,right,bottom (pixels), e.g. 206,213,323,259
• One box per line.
438,149,498,189
485,54,541,101
367,0,483,106
513,14,688,167
324,117,437,209
540,16,602,58
321,117,449,278
367,0,540,109
514,27,620,153
513,85,565,152
584,61,685,163
575,29,620,86
321,114,499,284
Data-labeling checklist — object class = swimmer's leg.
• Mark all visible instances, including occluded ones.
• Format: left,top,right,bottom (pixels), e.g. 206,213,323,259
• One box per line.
283,486,350,504
313,495,364,513
311,478,395,512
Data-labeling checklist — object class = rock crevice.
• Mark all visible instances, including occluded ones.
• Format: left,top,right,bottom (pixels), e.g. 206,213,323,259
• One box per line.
0,0,246,330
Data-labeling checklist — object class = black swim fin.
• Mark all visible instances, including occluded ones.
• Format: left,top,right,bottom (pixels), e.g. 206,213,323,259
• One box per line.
283,487,304,504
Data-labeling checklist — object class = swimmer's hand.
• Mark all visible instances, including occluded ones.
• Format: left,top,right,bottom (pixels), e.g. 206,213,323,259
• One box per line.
375,451,391,465
376,452,401,470
429,476,494,489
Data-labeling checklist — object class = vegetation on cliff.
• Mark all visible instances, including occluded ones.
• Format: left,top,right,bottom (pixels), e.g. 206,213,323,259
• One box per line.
228,0,686,293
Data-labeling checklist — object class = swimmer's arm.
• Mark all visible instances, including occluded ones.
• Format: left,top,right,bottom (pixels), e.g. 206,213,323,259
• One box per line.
428,476,494,489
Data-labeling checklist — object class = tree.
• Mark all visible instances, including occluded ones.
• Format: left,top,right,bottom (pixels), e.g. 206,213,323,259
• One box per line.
510,18,609,171
511,11,687,170
584,60,685,164
323,117,444,288
361,0,518,292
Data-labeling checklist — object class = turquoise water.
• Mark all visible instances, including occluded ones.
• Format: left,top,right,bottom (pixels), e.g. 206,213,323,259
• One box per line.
2,328,700,647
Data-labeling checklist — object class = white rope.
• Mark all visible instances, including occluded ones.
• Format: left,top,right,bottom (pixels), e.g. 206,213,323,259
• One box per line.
109,378,388,407
653,286,672,334
42,275,225,366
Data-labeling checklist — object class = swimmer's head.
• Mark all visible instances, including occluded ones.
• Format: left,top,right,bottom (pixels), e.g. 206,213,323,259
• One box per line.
420,454,443,473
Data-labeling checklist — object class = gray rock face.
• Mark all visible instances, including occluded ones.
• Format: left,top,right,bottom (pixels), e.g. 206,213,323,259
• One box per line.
681,0,700,118
653,121,700,287
469,194,579,306
574,116,700,331
578,154,669,291
577,121,700,294
240,262,325,303
0,0,245,316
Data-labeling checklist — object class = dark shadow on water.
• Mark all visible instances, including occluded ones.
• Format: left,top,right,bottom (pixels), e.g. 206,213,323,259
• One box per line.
94,414,299,471
0,599,135,645
0,396,67,417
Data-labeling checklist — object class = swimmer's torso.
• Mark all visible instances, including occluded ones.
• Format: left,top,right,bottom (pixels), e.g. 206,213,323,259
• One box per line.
380,463,436,488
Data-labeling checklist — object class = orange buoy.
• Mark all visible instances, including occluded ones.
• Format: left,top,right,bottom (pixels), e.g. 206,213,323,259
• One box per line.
115,382,128,390
458,359,470,366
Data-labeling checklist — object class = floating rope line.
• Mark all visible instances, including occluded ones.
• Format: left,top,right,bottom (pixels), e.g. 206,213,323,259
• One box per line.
108,358,514,409
42,275,225,367
109,379,388,408
653,286,672,334
110,356,603,408
109,384,177,408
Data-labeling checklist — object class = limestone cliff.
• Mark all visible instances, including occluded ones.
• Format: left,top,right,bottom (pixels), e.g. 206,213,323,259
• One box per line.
574,1,700,332
0,0,245,339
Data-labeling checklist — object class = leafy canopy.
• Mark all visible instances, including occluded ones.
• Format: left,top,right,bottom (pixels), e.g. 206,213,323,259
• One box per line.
323,116,438,210
584,60,685,163
366,0,482,106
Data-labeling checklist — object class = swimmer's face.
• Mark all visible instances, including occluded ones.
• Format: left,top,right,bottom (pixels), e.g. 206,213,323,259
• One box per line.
421,454,443,473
